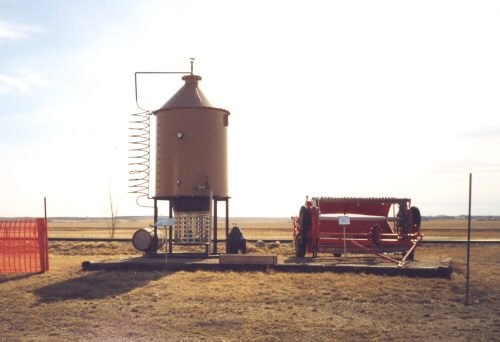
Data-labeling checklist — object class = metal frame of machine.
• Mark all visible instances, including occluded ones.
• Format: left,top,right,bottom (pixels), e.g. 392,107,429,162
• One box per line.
292,197,423,265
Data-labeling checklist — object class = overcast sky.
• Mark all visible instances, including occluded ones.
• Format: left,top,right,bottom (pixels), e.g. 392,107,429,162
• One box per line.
1,0,499,218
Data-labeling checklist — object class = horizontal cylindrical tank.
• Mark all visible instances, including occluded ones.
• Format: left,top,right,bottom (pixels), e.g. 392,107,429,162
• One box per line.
154,74,230,203
132,227,166,252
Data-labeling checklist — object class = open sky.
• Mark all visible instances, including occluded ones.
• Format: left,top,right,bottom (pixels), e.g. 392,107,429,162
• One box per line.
1,0,499,218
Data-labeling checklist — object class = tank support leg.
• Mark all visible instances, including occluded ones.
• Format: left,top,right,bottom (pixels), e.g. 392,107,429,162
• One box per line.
153,198,158,255
225,199,229,252
213,199,218,254
168,200,173,254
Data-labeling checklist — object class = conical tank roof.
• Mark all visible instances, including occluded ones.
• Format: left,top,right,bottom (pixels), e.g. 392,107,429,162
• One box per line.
158,74,212,110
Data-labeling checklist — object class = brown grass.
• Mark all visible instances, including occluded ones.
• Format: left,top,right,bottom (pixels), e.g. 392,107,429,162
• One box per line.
1,237,499,341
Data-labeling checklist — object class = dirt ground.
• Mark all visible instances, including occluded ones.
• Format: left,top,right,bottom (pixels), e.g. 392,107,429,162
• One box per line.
1,240,499,341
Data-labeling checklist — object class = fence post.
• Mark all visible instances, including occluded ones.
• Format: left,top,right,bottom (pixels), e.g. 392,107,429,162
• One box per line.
465,173,472,306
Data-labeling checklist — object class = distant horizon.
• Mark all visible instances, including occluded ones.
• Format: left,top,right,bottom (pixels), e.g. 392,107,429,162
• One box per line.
2,214,499,220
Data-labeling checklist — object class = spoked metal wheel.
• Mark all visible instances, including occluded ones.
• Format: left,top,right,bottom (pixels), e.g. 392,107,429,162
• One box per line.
294,206,311,257
410,206,421,233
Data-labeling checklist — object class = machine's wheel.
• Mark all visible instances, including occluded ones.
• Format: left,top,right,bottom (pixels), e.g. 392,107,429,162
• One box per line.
294,206,311,257
333,252,342,257
298,206,312,233
410,206,421,233
369,224,382,242
295,236,306,257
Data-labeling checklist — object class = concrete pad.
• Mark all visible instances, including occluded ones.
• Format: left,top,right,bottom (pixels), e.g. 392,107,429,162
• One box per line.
81,254,452,278
219,254,277,265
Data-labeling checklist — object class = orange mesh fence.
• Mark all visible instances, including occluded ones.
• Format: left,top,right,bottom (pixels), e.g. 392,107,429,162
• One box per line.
0,218,49,273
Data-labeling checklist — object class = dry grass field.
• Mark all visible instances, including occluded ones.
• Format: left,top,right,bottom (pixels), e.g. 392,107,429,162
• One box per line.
1,218,499,341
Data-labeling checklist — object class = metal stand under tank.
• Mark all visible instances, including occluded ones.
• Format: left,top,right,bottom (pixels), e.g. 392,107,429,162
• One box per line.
151,197,230,255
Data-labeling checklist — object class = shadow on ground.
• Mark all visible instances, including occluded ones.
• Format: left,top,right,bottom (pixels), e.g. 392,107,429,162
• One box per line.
34,270,168,303
0,273,38,284
283,256,382,265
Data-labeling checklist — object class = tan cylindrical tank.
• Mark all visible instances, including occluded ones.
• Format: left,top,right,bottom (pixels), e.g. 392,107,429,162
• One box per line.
154,74,230,204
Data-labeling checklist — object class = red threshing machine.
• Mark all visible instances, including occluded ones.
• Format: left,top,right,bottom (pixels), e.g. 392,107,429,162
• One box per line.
292,197,423,264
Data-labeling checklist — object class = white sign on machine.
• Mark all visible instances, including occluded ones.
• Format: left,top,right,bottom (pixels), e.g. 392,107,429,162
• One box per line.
338,216,350,254
338,216,350,225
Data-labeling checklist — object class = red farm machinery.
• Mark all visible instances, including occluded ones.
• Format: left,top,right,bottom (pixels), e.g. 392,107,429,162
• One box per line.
292,197,423,264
